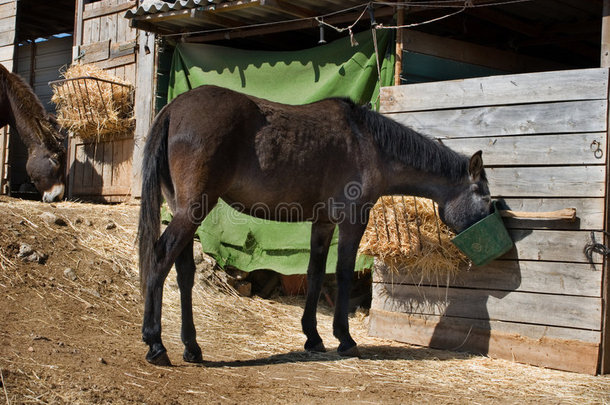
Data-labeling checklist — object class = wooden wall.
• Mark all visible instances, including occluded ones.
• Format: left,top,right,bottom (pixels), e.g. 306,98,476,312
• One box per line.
69,0,136,202
370,68,608,375
0,0,15,194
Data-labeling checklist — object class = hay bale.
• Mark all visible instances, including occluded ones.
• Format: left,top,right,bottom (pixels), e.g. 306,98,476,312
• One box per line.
359,196,468,279
51,64,134,142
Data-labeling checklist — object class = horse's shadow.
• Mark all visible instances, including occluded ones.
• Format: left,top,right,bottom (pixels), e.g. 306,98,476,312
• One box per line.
187,344,471,369
429,207,533,356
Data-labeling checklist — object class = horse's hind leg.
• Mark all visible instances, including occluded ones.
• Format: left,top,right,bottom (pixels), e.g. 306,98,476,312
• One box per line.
301,221,335,352
175,239,203,363
142,213,200,366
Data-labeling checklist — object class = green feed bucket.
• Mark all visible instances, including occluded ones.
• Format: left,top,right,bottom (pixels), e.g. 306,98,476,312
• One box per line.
451,201,513,266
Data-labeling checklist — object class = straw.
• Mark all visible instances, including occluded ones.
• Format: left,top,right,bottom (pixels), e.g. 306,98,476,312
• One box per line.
360,196,468,280
50,64,134,142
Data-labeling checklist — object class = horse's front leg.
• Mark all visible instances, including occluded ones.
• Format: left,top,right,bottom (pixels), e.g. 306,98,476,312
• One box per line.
301,221,335,352
175,239,203,363
333,221,368,357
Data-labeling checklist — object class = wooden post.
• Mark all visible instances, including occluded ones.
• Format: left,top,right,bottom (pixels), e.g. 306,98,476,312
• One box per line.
131,31,156,198
73,0,84,61
394,5,404,85
0,127,7,194
602,0,610,374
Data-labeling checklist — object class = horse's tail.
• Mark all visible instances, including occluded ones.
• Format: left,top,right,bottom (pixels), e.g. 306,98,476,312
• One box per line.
137,108,171,296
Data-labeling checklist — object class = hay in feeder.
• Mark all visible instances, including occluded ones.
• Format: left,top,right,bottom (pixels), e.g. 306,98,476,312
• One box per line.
359,196,468,280
51,63,134,141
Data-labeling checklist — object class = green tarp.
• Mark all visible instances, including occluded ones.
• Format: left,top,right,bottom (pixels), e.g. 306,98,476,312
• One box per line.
167,29,394,274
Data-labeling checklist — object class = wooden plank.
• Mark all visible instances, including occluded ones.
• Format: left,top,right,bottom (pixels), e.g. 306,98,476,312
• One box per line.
0,16,15,32
441,133,607,166
94,53,135,70
89,15,100,44
380,68,609,113
371,283,602,330
83,0,135,20
110,40,136,59
108,11,118,42
131,32,155,198
0,126,6,194
81,17,92,46
487,166,605,198
73,143,86,192
373,259,603,297
388,100,607,137
0,29,14,46
99,8,109,43
369,309,600,374
504,229,604,263
0,43,12,61
0,2,16,19
602,3,610,373
401,29,567,74
123,63,135,85
499,197,604,231
74,0,84,59
80,40,110,64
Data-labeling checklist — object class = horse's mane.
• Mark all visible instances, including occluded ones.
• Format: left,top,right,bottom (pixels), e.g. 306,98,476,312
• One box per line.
0,64,64,154
344,99,475,182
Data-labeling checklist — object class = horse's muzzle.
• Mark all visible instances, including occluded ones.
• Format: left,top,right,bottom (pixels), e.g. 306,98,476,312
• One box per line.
42,184,65,203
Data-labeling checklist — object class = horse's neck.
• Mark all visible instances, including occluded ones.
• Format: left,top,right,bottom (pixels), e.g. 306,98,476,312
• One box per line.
383,163,463,206
4,85,45,150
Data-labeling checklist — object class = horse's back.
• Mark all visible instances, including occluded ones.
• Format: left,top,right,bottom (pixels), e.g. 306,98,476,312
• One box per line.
163,86,377,218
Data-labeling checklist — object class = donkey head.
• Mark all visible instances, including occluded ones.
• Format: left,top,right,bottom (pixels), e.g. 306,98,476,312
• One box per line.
438,151,491,233
26,143,65,203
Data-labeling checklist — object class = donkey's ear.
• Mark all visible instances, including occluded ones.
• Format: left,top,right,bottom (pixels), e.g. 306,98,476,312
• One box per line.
49,153,60,168
468,150,484,181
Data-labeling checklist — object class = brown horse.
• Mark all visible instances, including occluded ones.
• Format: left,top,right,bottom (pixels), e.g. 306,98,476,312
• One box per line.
0,64,66,202
138,85,491,366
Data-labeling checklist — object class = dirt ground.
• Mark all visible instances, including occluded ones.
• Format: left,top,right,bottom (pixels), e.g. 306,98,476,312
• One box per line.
0,196,609,404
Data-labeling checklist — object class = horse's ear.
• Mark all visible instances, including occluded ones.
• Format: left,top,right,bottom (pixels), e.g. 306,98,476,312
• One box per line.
469,150,484,181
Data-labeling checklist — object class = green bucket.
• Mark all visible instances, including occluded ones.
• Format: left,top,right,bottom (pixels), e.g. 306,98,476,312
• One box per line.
451,201,513,266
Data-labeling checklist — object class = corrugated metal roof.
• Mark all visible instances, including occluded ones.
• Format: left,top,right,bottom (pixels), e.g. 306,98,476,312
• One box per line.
125,0,217,18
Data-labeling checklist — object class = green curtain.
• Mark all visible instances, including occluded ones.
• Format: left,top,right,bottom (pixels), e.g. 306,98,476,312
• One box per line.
167,29,394,274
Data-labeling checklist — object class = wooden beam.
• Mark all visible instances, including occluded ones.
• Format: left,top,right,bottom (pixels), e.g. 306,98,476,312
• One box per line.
602,0,610,375
369,309,600,375
602,0,610,68
259,0,318,18
83,0,135,20
401,29,568,73
394,4,403,85
73,0,84,61
190,9,244,28
131,29,156,198
469,7,542,38
184,5,395,43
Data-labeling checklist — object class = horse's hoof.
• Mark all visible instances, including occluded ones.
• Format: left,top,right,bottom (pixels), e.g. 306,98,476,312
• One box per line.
305,341,326,353
183,347,203,364
146,349,172,366
338,344,360,358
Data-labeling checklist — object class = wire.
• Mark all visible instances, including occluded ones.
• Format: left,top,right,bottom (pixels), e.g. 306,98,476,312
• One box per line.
159,0,535,39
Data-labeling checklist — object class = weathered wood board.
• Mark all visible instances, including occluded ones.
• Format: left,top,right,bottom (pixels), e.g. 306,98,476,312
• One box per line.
372,68,609,374
69,137,133,202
